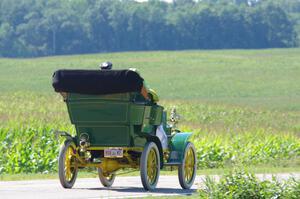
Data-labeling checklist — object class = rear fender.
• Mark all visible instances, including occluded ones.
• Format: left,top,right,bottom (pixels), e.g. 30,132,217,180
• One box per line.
168,132,192,163
140,133,164,169
56,131,78,145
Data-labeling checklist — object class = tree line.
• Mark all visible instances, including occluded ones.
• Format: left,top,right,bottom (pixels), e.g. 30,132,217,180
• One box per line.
0,0,299,57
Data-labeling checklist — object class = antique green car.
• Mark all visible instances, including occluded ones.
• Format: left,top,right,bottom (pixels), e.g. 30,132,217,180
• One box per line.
52,69,196,191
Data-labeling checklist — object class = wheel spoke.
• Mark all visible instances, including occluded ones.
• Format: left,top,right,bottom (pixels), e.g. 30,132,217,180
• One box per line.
146,148,158,185
183,147,195,184
64,146,75,182
59,141,78,188
141,142,160,190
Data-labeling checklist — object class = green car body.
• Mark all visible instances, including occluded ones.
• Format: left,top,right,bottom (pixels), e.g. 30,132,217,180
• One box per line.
66,92,192,165
54,69,197,190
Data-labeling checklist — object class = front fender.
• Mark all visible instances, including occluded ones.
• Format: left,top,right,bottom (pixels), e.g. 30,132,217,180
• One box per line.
168,132,192,163
56,131,78,145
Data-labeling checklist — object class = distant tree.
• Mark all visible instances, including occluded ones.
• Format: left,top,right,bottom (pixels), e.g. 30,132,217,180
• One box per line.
14,0,49,56
0,0,298,57
0,0,42,56
261,3,297,47
0,23,15,57
139,0,173,50
85,0,117,52
173,0,195,6
217,6,249,48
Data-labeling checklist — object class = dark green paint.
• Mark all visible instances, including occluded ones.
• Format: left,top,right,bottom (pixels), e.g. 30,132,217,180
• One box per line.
66,93,163,147
168,133,192,163
64,92,194,165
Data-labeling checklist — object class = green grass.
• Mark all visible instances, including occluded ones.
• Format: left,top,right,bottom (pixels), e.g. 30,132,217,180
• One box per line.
0,49,300,176
199,171,300,199
2,124,297,174
0,48,299,110
1,94,299,133
1,94,299,174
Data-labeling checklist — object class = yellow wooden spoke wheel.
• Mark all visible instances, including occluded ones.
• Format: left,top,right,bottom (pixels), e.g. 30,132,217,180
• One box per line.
59,140,78,188
98,168,116,187
140,142,160,191
178,142,196,189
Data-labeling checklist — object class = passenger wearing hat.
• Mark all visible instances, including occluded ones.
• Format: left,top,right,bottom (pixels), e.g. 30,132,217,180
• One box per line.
99,61,158,103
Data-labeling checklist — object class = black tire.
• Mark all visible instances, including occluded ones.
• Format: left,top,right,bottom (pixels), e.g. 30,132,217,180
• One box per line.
178,142,197,189
140,142,160,191
58,140,78,189
97,168,116,187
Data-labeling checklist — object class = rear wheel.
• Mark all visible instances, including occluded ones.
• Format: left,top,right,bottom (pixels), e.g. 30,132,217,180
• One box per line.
58,140,78,188
140,142,160,191
178,142,197,189
98,168,116,187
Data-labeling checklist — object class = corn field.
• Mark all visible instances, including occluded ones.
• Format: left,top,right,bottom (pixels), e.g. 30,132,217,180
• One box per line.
0,94,299,174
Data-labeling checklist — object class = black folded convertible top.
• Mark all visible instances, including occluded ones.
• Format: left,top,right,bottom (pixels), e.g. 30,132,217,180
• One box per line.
52,69,144,95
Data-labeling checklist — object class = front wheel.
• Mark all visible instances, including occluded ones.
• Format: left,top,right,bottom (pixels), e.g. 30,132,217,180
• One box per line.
58,140,78,188
98,168,116,187
178,142,197,189
140,142,160,191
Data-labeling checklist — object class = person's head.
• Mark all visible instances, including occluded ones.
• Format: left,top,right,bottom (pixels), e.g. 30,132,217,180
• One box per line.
100,61,113,70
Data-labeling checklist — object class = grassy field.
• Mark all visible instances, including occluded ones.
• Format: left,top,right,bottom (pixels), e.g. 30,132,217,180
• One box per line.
0,48,300,176
1,48,300,110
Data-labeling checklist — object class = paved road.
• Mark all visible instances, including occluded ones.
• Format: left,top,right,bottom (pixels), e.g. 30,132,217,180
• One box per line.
1,174,299,199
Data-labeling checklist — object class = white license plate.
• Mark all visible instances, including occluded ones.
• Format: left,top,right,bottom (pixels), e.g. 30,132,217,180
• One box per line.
104,148,123,158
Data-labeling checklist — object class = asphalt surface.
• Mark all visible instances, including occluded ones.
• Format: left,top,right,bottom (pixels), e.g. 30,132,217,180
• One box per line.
1,174,299,199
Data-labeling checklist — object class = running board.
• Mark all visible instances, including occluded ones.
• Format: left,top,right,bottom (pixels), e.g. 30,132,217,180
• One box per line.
164,162,181,166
